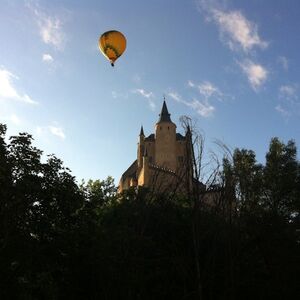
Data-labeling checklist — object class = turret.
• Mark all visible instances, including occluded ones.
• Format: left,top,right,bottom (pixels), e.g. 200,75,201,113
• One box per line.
158,100,172,123
137,125,145,168
140,125,145,137
154,100,177,170
142,147,150,186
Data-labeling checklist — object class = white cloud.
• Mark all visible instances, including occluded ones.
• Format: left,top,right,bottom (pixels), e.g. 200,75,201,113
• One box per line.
212,10,267,52
111,91,128,99
133,89,153,99
168,92,182,102
276,84,300,118
198,81,221,98
199,1,267,53
23,94,38,105
36,125,65,140
27,2,65,50
188,80,195,88
188,99,215,117
188,80,225,102
278,56,289,71
48,126,65,140
239,60,268,90
275,105,290,118
132,88,156,110
168,92,215,117
42,53,54,62
279,84,297,99
0,67,38,104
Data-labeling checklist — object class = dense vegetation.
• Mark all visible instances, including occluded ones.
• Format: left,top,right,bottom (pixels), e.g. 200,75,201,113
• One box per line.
0,123,299,299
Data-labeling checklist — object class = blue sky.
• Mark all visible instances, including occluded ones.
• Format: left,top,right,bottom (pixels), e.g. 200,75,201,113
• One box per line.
1,0,300,183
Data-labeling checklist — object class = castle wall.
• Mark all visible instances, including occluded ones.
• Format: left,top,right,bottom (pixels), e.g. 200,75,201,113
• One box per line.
145,141,155,163
154,122,177,170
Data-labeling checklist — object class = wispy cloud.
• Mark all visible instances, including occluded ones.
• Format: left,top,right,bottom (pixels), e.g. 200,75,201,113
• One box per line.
27,1,65,50
198,1,267,53
36,124,66,140
168,92,182,102
275,105,290,118
0,67,38,104
168,92,215,117
278,56,289,71
198,1,269,93
188,80,195,88
238,60,268,90
133,89,153,99
279,84,297,100
132,88,156,111
189,99,215,117
276,84,299,118
194,81,223,100
111,91,128,99
42,53,54,62
49,126,65,140
170,80,225,117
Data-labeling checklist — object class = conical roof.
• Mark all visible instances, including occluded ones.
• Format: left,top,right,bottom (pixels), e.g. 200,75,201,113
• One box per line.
158,100,172,123
139,125,144,136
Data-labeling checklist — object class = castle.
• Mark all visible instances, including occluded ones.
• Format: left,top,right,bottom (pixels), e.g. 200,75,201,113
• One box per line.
118,101,193,193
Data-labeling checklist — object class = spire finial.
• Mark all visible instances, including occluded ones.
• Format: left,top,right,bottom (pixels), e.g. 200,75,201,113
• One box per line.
139,125,144,136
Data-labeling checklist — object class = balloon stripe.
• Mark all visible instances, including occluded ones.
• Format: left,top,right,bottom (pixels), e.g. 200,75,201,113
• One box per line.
104,44,120,58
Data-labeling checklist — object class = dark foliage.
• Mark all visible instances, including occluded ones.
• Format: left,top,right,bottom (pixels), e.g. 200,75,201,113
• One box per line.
0,124,299,299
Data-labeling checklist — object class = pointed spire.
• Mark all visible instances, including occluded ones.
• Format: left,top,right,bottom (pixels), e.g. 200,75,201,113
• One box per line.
139,125,144,136
158,99,171,123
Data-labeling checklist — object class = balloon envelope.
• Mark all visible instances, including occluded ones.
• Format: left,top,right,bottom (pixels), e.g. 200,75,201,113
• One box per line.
99,30,126,66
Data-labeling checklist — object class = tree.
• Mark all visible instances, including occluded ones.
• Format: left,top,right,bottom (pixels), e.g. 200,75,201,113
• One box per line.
264,138,299,218
1,123,299,299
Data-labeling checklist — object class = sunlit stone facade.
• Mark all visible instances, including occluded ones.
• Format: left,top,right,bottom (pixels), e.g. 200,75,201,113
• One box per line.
118,101,192,193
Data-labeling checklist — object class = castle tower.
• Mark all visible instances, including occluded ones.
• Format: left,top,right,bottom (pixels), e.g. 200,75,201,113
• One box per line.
118,99,193,193
154,101,177,170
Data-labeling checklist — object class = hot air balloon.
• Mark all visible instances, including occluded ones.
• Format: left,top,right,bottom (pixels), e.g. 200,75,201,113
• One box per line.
98,30,126,67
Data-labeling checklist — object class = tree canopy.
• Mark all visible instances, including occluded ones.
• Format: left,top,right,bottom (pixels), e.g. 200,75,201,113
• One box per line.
0,123,299,299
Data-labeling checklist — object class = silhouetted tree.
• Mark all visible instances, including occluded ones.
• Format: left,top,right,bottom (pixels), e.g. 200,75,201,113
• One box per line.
0,124,299,299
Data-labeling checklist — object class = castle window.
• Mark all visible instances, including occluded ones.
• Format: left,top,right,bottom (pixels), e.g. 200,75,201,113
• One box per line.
168,126,169,130
160,126,162,130
149,156,153,163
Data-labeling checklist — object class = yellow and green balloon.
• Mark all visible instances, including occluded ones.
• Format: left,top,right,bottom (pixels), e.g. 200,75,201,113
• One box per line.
98,30,127,67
